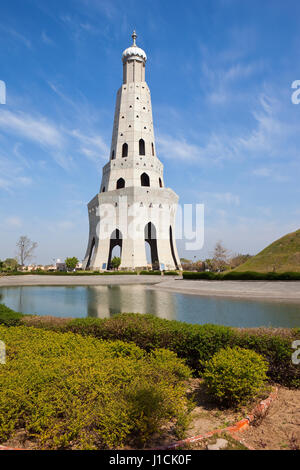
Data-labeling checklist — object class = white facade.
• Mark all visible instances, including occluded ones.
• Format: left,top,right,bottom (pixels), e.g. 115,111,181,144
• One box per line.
83,32,181,271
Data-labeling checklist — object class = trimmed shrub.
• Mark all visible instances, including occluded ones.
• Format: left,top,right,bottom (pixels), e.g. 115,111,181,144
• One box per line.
183,271,300,281
164,271,180,276
0,304,24,326
3,304,299,388
0,325,192,449
182,271,220,280
140,271,161,275
203,347,268,407
2,271,138,276
61,314,300,388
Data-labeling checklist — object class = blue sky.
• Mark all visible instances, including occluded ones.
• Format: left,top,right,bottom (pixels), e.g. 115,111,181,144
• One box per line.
0,0,300,264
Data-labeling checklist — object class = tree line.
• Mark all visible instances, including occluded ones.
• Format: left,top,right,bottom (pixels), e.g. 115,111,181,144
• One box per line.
180,241,252,272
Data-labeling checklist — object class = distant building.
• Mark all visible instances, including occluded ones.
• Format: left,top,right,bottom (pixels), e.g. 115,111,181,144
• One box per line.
56,259,66,271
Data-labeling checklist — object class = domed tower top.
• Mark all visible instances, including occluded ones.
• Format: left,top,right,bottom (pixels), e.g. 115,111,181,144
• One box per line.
122,31,147,84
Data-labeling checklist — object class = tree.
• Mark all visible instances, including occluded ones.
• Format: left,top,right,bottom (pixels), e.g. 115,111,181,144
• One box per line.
180,258,191,264
111,256,121,270
212,241,230,272
3,258,18,271
65,257,79,271
0,260,3,271
16,236,37,266
230,253,252,269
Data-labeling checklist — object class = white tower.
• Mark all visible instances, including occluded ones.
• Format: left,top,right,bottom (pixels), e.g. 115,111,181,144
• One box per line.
83,32,181,271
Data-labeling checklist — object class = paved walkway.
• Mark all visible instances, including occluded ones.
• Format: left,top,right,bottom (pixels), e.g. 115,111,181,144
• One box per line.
0,275,300,302
152,279,300,302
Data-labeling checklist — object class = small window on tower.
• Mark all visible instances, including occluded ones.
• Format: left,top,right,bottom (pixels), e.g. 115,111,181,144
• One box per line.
111,150,115,160
152,143,154,156
141,173,150,187
159,178,163,188
122,143,128,158
116,178,125,189
139,139,145,156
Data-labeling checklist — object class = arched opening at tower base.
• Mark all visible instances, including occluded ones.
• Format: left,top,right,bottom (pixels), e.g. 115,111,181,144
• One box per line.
169,226,179,270
145,222,159,270
86,237,96,269
107,229,123,270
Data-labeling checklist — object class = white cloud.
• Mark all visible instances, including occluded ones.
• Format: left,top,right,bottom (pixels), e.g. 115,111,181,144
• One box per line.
0,154,33,192
211,192,240,206
0,107,109,171
1,26,32,48
42,31,54,46
252,167,272,177
70,129,109,161
157,133,237,165
0,110,64,148
158,92,299,167
5,217,22,228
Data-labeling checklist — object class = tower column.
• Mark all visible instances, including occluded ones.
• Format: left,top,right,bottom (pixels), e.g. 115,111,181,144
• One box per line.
83,32,182,271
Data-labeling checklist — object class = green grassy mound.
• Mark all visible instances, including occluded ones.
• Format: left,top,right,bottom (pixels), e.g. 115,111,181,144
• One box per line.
0,325,191,449
235,229,300,273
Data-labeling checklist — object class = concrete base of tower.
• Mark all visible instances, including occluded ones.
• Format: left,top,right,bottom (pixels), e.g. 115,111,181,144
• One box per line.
82,186,182,271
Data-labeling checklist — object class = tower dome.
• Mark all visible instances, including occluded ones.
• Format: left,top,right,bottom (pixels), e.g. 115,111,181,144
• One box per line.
122,30,147,62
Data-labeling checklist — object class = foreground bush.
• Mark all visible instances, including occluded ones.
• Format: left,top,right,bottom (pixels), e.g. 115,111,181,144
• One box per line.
61,315,300,388
3,304,299,388
0,304,23,326
203,347,268,407
0,326,191,449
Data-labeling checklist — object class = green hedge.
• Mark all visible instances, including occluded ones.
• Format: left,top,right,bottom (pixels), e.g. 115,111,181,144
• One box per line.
140,271,162,275
0,325,191,449
2,304,299,387
183,271,300,281
57,314,300,388
164,271,180,276
2,270,138,276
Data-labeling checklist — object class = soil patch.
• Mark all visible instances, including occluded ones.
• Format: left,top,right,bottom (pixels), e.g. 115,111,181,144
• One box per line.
235,386,300,450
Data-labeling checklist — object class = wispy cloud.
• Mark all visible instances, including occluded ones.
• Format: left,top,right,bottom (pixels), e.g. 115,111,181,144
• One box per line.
157,92,299,168
0,110,64,148
41,31,55,46
0,107,109,171
0,154,33,193
0,26,32,48
69,129,109,162
4,216,22,228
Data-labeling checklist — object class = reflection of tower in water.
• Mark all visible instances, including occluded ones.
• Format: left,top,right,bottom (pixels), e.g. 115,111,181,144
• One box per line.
86,285,175,320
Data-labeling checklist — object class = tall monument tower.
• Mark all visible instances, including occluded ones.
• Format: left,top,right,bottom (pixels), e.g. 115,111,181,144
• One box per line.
83,32,181,271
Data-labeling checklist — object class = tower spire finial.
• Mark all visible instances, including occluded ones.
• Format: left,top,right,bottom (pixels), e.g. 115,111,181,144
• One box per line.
132,30,137,46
